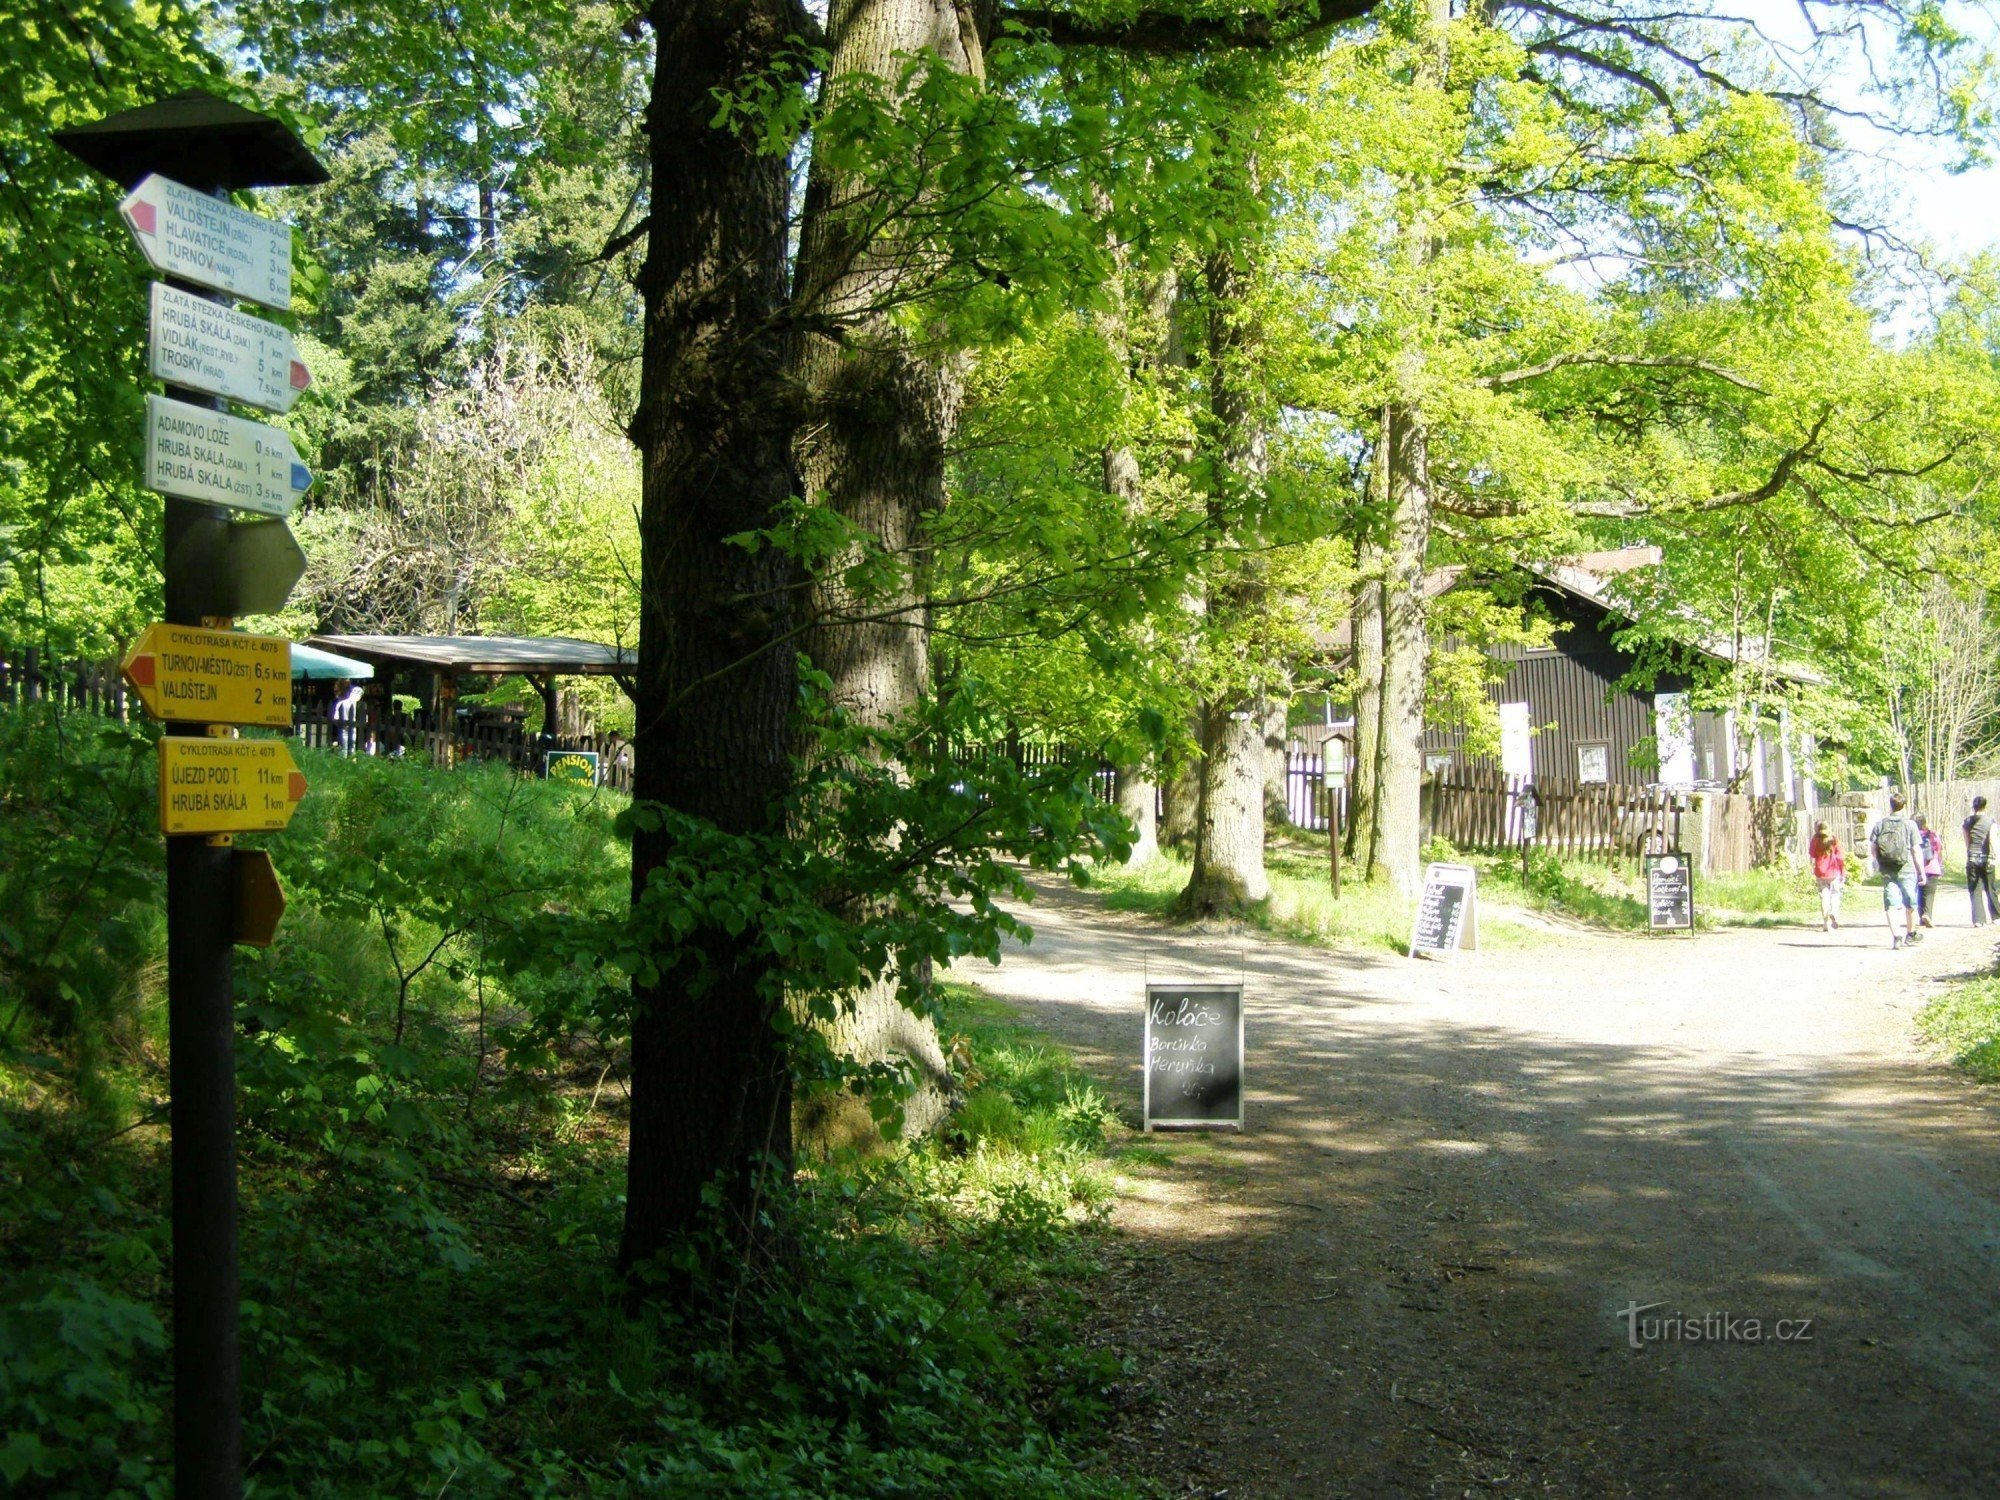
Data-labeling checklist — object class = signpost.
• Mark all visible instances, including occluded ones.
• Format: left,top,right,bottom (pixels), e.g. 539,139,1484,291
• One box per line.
150,282,311,412
120,171,292,309
1143,983,1245,1130
123,624,292,728
1410,862,1479,957
144,393,313,516
1646,852,1695,932
158,737,308,835
164,513,308,619
59,89,327,1500
231,850,287,948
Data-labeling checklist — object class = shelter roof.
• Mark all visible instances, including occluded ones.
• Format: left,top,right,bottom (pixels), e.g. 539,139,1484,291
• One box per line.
305,634,635,678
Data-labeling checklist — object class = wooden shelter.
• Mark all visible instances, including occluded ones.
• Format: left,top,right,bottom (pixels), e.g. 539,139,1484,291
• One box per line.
304,633,635,769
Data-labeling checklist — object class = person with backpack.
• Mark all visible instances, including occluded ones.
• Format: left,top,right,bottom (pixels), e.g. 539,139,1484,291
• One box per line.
1808,820,1846,932
1869,792,1924,949
1915,814,1946,927
1965,795,1999,926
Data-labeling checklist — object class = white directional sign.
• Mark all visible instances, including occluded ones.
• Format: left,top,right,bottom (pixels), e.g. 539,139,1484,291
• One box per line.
149,283,311,413
144,394,313,517
120,172,291,310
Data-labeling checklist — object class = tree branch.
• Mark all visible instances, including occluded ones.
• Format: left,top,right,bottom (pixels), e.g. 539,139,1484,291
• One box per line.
994,1,1377,55
1476,351,1766,394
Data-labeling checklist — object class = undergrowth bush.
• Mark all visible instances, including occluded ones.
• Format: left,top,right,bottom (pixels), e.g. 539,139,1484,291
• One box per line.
0,715,1144,1497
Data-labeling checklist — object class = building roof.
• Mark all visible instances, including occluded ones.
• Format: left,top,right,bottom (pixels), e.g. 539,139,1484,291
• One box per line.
306,634,636,678
1317,547,1819,686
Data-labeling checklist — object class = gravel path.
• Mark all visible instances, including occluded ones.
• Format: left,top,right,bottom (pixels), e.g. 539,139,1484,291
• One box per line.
948,877,2000,1498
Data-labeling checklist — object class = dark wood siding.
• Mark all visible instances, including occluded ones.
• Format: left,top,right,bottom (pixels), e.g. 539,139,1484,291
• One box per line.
1423,587,1725,785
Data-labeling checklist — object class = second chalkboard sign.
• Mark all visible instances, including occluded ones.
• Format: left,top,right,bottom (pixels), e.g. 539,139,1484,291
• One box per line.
1143,984,1244,1130
1410,862,1478,957
1646,852,1694,931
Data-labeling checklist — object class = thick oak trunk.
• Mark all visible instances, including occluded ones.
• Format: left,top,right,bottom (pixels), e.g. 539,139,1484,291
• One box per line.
1178,700,1272,914
619,0,806,1274
1176,242,1275,917
1160,753,1202,850
1374,403,1432,896
788,0,981,1150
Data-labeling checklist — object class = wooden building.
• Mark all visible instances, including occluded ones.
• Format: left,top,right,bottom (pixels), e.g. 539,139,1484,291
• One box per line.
1418,552,1819,803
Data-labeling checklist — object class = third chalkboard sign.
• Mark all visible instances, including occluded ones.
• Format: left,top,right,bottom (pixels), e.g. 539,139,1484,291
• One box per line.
1646,852,1694,931
1144,984,1244,1130
1410,862,1478,957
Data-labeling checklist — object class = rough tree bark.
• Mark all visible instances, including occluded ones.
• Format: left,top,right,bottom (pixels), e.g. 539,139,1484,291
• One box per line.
1373,400,1433,896
1345,534,1383,866
1160,752,1202,850
1100,259,1180,865
619,0,807,1273
1177,242,1276,917
788,0,983,1150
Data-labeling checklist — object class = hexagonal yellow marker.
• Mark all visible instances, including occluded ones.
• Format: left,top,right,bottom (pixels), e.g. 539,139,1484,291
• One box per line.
123,623,291,728
157,737,308,835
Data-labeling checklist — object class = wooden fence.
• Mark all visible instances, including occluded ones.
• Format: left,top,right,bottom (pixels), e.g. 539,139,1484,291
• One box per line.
0,648,134,719
3,643,634,793
1428,765,1783,874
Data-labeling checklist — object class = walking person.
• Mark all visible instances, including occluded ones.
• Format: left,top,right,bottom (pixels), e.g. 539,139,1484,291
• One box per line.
1869,793,1924,950
1915,814,1946,928
1809,820,1846,932
1966,795,2000,925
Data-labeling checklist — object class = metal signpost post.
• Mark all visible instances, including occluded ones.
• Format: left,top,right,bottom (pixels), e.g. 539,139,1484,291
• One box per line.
57,90,325,1500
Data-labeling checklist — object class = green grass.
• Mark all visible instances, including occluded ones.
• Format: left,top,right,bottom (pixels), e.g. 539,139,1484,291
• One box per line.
1088,841,1541,955
0,708,1148,1498
1471,845,1837,931
1919,969,2000,1082
1089,833,1840,954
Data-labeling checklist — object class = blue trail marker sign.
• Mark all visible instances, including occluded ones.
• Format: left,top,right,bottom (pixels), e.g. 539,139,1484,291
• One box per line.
144,394,312,516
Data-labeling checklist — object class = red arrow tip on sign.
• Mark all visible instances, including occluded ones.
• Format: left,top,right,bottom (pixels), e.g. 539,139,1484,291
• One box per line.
288,771,309,803
127,653,157,687
128,199,156,236
290,360,312,390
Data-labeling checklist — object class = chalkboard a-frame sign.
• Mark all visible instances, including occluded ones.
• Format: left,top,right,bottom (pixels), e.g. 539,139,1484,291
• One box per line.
1646,852,1695,931
1409,862,1478,957
1143,983,1244,1130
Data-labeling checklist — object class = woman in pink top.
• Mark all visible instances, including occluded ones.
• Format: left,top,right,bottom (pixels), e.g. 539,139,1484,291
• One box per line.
1809,821,1846,932
1916,814,1946,927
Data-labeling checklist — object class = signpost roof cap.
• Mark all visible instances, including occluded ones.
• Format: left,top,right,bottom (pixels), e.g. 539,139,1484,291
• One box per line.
54,88,327,189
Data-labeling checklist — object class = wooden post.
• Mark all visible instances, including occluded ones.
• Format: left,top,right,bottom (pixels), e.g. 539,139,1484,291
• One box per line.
1329,782,1342,897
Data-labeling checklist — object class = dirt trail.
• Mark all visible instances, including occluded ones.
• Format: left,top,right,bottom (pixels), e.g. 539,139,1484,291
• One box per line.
948,880,2000,1498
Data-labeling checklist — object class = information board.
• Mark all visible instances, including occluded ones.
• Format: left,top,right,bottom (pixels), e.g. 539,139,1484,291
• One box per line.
1143,983,1243,1130
121,171,292,309
1646,852,1694,931
150,282,311,413
1410,862,1478,956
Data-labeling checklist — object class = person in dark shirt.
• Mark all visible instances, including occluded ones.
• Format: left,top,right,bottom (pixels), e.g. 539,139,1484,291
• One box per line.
1965,795,1998,926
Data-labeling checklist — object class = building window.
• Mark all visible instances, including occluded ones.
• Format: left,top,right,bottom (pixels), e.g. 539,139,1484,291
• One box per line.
1425,752,1454,775
1576,742,1610,784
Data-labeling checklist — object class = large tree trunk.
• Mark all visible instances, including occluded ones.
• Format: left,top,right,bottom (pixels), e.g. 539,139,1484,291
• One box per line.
1160,752,1202,850
788,0,982,1151
1374,402,1432,896
619,0,805,1274
1346,547,1383,866
1100,262,1174,866
1176,241,1275,918
1178,701,1271,912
